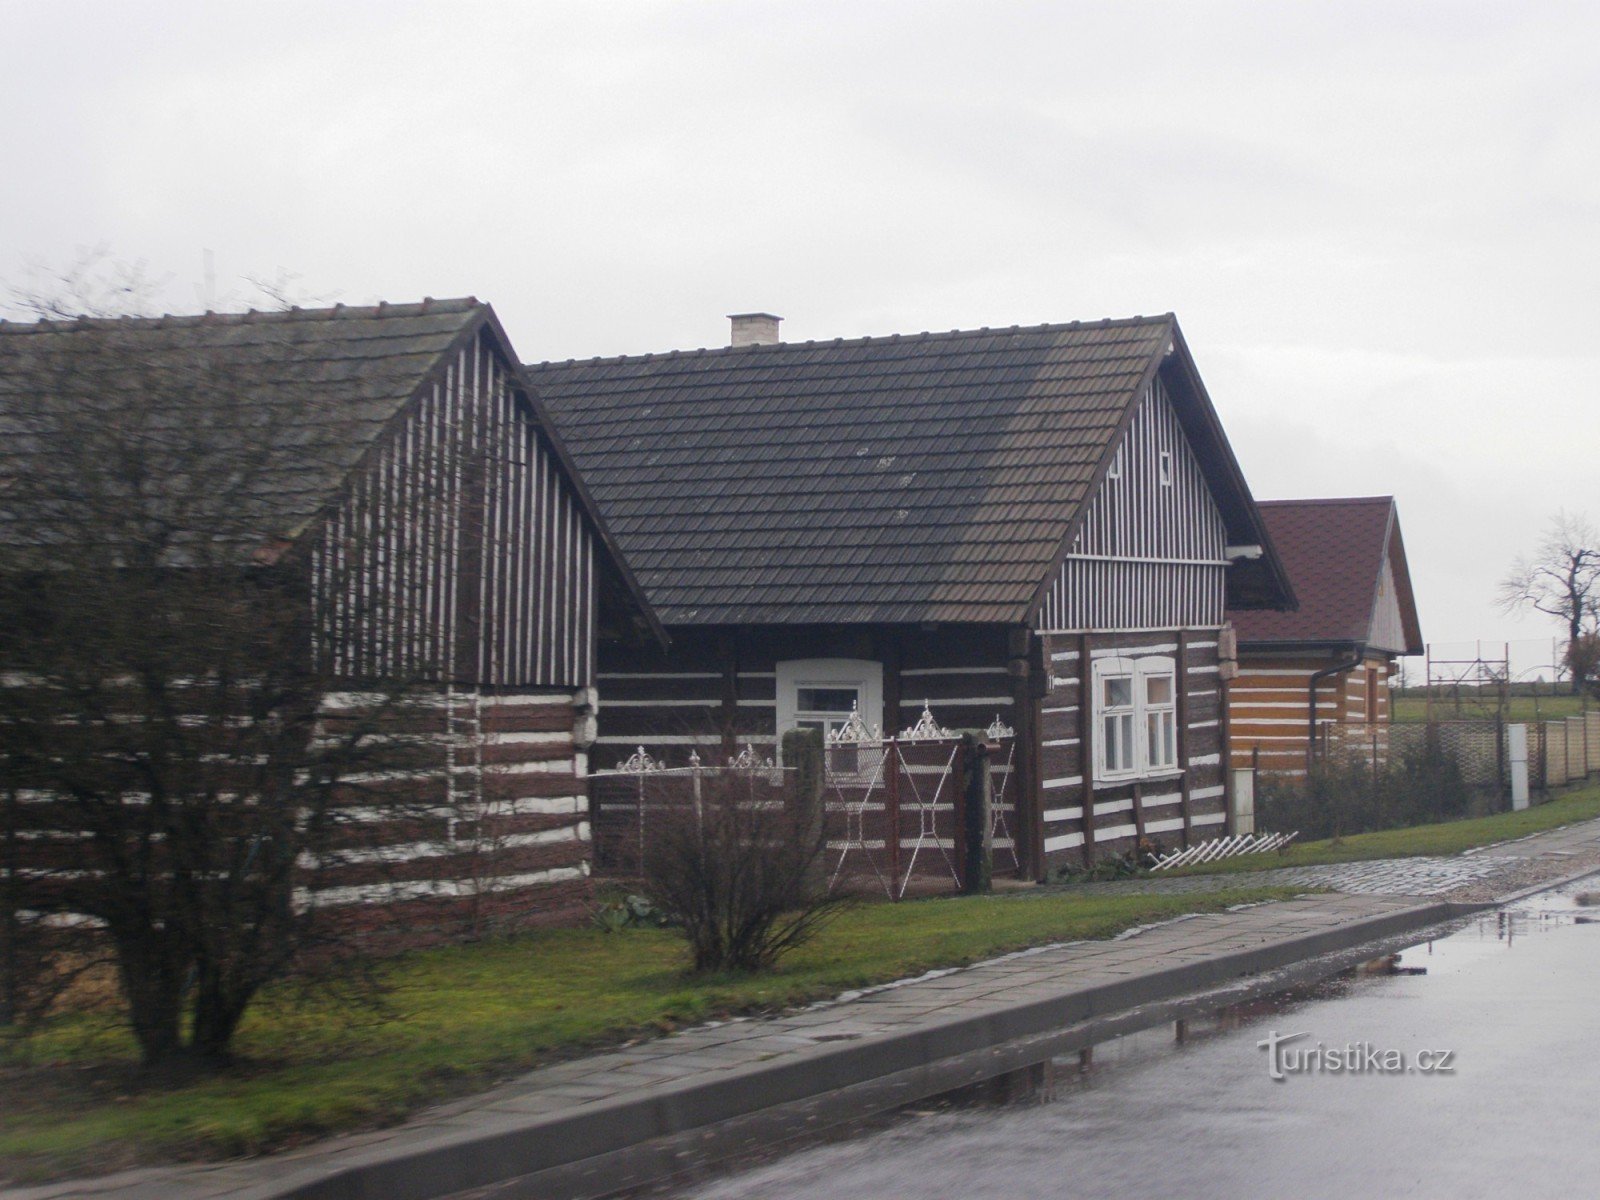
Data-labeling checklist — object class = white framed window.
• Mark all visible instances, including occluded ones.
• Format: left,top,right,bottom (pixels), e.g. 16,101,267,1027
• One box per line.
1098,660,1137,778
1092,655,1178,781
1144,666,1177,769
775,659,884,751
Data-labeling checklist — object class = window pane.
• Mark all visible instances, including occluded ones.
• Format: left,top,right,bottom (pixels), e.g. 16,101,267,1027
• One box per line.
1145,673,1172,706
1104,712,1135,772
1104,676,1132,708
1147,712,1175,768
797,687,858,713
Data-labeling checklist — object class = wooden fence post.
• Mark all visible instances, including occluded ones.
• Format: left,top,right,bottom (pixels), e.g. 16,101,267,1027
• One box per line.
960,733,992,895
781,728,826,888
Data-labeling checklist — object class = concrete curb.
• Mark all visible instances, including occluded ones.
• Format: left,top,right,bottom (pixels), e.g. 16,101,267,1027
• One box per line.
203,899,1479,1200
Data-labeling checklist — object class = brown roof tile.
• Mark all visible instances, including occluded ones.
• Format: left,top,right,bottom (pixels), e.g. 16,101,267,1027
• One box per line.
1228,496,1420,652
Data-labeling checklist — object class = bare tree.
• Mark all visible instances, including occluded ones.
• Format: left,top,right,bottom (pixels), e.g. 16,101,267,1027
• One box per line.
1498,511,1600,696
0,268,437,1069
1568,633,1600,700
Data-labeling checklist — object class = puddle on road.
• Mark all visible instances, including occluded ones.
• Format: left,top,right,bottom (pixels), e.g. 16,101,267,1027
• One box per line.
652,872,1600,1200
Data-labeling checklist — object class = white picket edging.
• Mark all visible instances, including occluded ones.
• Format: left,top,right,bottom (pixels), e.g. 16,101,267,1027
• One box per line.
1148,830,1297,871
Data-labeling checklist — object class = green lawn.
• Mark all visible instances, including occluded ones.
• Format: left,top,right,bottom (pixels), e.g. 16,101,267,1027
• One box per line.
1392,694,1589,724
0,883,1303,1184
1167,782,1600,876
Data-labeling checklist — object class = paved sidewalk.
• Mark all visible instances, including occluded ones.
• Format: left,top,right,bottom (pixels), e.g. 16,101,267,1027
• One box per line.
13,817,1598,1200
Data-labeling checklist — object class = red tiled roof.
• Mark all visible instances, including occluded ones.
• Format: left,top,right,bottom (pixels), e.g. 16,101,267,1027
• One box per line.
1228,497,1419,651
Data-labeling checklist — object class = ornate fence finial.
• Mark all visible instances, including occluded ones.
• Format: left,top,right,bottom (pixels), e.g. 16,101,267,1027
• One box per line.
728,743,774,769
619,745,661,772
688,748,702,768
900,700,953,741
827,701,882,745
985,714,1015,740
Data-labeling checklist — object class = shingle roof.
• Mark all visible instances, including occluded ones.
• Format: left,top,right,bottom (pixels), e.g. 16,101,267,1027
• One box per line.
1227,497,1421,652
529,316,1288,626
0,299,668,644
0,298,485,551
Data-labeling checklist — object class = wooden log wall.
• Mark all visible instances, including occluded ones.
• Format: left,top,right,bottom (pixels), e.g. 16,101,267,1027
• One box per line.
8,688,593,954
1228,653,1391,774
1036,630,1226,873
312,329,597,691
591,625,1016,771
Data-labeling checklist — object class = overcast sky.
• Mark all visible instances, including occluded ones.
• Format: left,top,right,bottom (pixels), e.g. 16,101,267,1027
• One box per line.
4,1,1596,673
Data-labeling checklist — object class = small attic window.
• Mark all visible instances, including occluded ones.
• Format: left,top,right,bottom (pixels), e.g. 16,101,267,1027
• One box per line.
1158,450,1172,486
1107,451,1122,480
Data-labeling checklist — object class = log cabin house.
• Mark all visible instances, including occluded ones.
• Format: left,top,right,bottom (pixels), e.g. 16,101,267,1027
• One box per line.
528,312,1295,878
0,298,662,940
1225,496,1423,776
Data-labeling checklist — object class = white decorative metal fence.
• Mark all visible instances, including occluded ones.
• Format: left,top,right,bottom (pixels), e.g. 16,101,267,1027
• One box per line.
591,703,1017,900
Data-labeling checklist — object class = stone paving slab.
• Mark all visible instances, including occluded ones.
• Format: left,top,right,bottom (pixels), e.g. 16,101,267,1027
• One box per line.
12,816,1599,1200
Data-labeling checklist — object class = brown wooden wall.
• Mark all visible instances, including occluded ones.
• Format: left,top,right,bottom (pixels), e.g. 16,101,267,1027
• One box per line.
10,688,594,953
1227,652,1392,774
1037,629,1227,873
591,624,1021,770
305,690,591,934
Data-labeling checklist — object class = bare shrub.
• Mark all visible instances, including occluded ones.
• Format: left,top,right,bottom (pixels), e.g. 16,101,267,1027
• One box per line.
640,758,848,974
1257,741,1469,841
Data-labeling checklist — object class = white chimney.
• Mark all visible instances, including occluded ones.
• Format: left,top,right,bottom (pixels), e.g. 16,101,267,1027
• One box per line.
728,312,782,347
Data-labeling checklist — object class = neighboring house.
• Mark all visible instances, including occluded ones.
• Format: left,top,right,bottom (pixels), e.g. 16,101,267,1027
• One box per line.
1226,496,1423,776
0,298,661,939
529,312,1294,878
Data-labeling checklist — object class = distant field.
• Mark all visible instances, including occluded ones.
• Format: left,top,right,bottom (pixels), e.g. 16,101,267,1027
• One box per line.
1392,694,1589,724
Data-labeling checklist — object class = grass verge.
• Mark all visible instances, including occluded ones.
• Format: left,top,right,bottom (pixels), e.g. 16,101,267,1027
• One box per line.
0,884,1303,1184
1167,782,1600,876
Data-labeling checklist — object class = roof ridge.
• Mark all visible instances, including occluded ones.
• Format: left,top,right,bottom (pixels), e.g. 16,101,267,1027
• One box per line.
0,296,483,335
528,312,1175,369
1256,496,1395,508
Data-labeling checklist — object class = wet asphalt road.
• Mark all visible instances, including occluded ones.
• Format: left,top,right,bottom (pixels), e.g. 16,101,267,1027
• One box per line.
679,876,1600,1200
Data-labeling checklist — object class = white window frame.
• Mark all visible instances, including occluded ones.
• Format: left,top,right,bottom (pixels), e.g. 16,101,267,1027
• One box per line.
775,659,884,759
1092,655,1179,783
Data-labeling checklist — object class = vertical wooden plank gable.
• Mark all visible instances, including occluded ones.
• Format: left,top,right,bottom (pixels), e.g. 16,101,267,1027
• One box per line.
312,329,600,690
1037,377,1228,634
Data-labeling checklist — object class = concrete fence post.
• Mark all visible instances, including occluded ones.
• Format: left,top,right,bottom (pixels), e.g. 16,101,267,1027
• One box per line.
960,732,993,895
1508,723,1529,811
